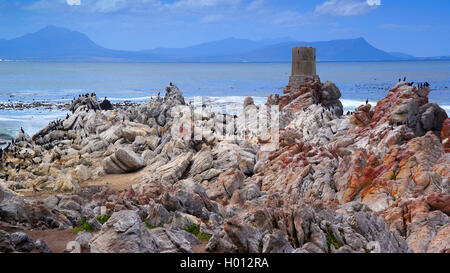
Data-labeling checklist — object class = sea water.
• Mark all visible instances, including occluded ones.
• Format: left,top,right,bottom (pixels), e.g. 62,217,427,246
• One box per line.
0,61,449,142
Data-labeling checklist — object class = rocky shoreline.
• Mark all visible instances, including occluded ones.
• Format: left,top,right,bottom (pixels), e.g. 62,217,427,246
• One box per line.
0,75,448,253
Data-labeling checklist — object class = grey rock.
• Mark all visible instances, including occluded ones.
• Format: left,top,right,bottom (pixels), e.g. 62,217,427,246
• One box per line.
35,239,52,253
224,217,262,253
75,231,94,249
149,228,193,253
145,202,171,227
10,232,35,253
43,195,60,208
88,218,103,231
262,229,294,253
103,148,146,174
60,209,82,227
90,210,158,253
0,230,14,253
0,186,27,223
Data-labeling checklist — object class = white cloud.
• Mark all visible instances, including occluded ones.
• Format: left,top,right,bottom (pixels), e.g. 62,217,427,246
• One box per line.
200,14,225,23
315,0,380,16
247,0,266,11
165,0,241,10
366,0,381,6
67,0,81,6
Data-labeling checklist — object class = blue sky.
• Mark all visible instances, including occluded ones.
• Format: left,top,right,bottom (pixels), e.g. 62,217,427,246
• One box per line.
0,0,449,56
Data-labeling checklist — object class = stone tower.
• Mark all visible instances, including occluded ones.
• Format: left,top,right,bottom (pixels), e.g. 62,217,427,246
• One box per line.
288,47,317,89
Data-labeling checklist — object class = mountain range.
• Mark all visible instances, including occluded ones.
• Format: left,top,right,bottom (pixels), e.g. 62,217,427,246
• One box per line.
0,26,448,62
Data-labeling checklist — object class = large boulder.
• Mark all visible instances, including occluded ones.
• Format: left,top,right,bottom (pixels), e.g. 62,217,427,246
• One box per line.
10,232,35,253
103,149,146,174
224,217,262,253
90,210,158,253
90,210,194,253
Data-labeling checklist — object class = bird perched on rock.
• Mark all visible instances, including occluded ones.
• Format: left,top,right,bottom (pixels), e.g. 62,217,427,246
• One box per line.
20,127,24,134
366,99,369,105
424,82,430,87
403,77,407,82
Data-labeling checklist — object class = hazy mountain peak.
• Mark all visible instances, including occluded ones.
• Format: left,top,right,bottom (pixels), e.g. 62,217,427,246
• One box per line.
0,26,420,62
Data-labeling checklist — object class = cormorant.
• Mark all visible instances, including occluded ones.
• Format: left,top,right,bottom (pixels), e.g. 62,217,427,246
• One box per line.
366,99,369,105
403,77,407,82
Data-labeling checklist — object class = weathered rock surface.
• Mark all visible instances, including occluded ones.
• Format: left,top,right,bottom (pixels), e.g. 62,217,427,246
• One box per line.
0,79,448,253
103,149,146,174
90,210,159,253
10,232,35,253
0,230,14,253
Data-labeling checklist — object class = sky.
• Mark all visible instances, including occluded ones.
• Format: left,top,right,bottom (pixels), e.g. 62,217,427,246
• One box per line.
0,0,449,57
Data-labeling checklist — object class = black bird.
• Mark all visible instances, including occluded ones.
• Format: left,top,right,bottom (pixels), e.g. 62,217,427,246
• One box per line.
366,99,369,105
169,82,173,86
403,77,407,82
20,127,24,134
398,78,401,82
424,82,430,87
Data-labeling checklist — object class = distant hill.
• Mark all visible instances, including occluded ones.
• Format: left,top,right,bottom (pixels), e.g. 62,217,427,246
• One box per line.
0,26,159,61
1,25,447,62
141,37,296,60
240,38,396,62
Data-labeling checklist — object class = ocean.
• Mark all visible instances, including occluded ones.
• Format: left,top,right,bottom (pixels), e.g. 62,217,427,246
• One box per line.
0,61,449,143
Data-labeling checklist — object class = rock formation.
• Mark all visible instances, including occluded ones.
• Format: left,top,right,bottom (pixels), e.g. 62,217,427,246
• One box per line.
0,72,448,253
